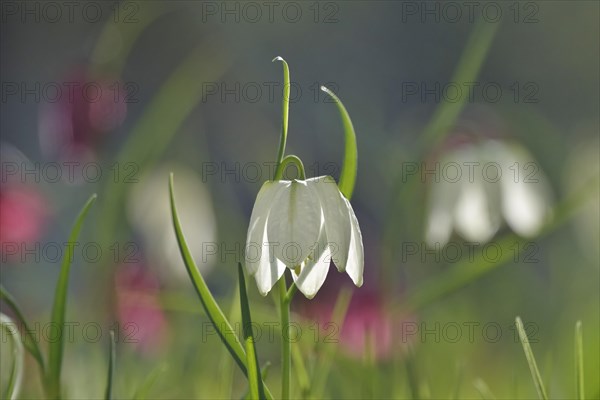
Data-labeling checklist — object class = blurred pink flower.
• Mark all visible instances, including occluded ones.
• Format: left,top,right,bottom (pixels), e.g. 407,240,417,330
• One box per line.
339,290,393,360
298,274,408,361
115,262,168,353
38,67,127,162
0,185,49,258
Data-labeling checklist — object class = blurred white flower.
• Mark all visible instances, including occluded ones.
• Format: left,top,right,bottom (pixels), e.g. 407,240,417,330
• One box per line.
245,176,363,298
425,139,553,247
127,164,217,282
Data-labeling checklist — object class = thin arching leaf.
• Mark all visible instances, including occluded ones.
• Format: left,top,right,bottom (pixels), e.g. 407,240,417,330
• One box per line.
272,56,290,170
321,86,358,200
47,193,97,398
0,285,44,374
169,174,273,399
1,313,24,400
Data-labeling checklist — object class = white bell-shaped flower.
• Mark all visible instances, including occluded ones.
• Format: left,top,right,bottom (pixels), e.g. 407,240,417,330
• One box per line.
245,176,363,298
425,138,553,247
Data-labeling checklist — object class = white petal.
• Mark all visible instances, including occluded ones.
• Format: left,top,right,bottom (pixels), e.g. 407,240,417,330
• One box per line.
424,178,459,247
245,181,286,275
267,180,322,268
307,176,352,272
343,196,364,287
490,141,552,237
254,215,286,296
453,180,500,243
501,179,549,236
292,228,331,299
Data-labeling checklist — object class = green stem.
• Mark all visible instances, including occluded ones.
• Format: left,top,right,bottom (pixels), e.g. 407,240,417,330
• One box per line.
273,57,291,174
274,155,306,181
279,278,291,400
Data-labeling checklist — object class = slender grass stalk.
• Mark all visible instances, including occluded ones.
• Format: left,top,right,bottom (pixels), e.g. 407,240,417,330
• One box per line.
291,343,310,397
132,364,167,400
473,378,496,400
515,316,548,400
105,330,116,400
575,320,584,400
239,264,265,400
278,278,291,400
420,17,500,148
311,288,353,398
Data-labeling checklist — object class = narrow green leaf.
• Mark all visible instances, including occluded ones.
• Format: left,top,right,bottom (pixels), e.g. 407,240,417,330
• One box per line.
99,43,229,246
405,344,421,400
105,330,116,400
47,193,97,398
575,320,585,400
238,263,265,400
1,313,24,400
169,174,245,369
321,86,358,200
311,288,353,398
473,378,496,400
291,342,310,397
132,364,167,400
515,316,548,400
420,17,500,147
0,285,45,374
169,174,273,399
272,56,290,171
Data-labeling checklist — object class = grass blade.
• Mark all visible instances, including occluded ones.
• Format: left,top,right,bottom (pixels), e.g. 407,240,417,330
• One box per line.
291,343,310,398
132,364,167,400
575,320,584,400
105,330,116,400
311,287,353,398
1,313,24,400
238,263,265,400
473,378,496,400
420,17,500,147
0,285,45,374
46,193,97,398
515,316,548,400
321,86,358,200
169,174,273,399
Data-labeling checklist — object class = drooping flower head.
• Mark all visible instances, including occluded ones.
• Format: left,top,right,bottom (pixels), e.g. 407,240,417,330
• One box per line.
245,176,363,298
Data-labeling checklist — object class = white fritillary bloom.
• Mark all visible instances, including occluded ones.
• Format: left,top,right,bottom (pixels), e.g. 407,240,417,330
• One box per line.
245,176,364,298
425,139,553,247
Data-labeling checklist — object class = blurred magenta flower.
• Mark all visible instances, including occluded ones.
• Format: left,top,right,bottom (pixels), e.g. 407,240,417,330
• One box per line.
115,262,168,353
38,67,127,162
0,185,49,258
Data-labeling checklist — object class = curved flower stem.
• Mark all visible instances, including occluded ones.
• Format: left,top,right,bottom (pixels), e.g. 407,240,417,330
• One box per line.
273,56,291,174
278,278,291,400
274,155,306,181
